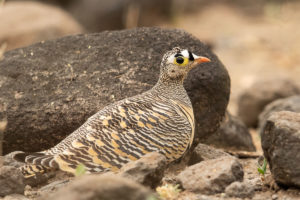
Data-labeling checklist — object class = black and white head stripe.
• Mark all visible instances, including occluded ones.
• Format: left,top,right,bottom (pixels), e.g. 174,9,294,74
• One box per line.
166,48,198,64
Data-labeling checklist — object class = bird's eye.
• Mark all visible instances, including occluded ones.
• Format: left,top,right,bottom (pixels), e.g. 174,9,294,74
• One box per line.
174,56,188,66
176,57,184,64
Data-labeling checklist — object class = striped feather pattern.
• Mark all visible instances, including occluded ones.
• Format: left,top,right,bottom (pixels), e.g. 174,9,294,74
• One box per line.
20,90,194,176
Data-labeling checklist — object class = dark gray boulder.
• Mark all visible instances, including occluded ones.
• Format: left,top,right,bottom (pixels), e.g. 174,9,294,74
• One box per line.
261,111,300,188
0,27,230,154
204,112,256,152
258,95,300,134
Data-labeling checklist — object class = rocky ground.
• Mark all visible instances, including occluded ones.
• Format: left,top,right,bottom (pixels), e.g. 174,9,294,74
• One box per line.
1,1,300,200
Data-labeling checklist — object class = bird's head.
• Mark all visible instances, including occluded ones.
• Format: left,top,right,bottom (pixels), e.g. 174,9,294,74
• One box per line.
159,47,210,83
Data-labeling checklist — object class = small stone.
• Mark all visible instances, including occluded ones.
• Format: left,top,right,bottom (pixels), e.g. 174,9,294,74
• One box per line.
258,95,300,134
177,157,244,195
0,166,25,197
119,152,167,188
272,194,278,200
188,143,231,165
41,174,154,200
3,194,29,200
237,79,300,127
261,111,300,187
225,181,254,198
204,112,256,152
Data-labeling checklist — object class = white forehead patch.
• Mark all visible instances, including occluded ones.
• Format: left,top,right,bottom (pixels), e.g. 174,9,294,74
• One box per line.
181,50,189,58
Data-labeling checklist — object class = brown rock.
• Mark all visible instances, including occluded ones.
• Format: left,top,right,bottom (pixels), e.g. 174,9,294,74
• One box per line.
119,152,167,188
0,27,230,154
41,174,154,200
177,157,244,194
188,143,231,166
0,1,83,51
0,166,25,197
261,111,300,188
237,79,300,127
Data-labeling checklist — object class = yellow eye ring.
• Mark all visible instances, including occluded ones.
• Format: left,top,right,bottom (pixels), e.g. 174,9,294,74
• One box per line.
174,56,189,66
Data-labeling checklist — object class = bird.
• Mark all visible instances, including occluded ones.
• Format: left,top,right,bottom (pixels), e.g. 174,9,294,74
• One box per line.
14,47,210,178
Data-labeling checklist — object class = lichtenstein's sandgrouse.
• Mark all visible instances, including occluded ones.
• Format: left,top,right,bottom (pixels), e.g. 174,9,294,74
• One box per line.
14,47,210,177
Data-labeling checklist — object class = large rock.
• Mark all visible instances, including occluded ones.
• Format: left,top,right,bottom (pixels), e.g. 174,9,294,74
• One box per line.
177,157,244,194
0,1,83,51
0,27,230,154
261,111,300,188
204,112,256,152
237,79,300,127
41,174,154,200
258,95,300,134
0,166,25,197
119,152,167,188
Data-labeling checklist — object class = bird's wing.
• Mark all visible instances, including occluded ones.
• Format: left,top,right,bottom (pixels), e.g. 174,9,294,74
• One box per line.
22,94,193,175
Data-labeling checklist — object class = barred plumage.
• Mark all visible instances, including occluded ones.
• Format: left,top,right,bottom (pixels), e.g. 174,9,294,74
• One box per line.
14,47,210,177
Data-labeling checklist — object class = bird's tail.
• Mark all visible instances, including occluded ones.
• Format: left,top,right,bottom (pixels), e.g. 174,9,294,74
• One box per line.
14,152,58,178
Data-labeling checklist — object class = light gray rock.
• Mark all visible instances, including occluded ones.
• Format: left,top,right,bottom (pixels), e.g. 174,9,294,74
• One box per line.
261,111,300,188
41,174,154,200
177,157,244,194
119,152,167,188
1,27,230,154
258,95,300,134
0,166,25,197
237,79,300,127
188,143,231,166
225,181,254,198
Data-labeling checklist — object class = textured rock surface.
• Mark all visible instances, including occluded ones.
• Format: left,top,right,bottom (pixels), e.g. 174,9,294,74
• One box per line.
205,112,256,151
177,157,244,194
119,152,167,188
225,181,254,198
0,27,230,154
41,174,154,200
0,166,25,197
261,111,300,188
258,95,300,134
188,143,231,165
0,1,83,51
237,79,300,127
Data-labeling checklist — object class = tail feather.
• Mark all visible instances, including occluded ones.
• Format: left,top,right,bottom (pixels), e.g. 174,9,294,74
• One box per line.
13,152,58,178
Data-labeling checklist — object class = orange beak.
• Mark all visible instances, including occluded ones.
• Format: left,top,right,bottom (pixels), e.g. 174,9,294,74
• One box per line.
194,56,211,64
